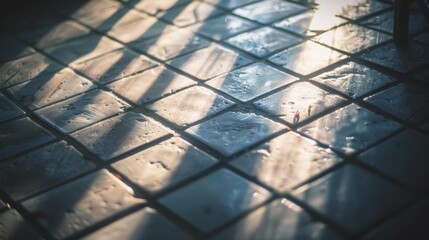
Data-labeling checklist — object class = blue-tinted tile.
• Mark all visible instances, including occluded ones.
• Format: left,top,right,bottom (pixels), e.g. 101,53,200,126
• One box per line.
0,94,24,122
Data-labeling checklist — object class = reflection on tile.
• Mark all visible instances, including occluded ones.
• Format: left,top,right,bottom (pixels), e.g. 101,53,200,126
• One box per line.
7,69,95,110
0,209,43,240
0,94,24,122
294,164,412,234
157,1,224,27
365,83,429,124
226,27,302,58
0,141,95,200
167,45,252,80
313,24,390,54
335,0,390,20
73,49,158,84
107,66,196,105
0,118,55,160
210,199,342,240
147,86,234,128
186,111,284,156
234,0,307,24
298,104,401,154
113,137,216,193
231,132,341,192
132,29,211,60
72,112,169,161
208,62,297,102
204,0,259,10
254,82,345,125
0,36,34,63
312,61,396,98
22,169,146,239
35,90,130,133
269,41,346,76
82,207,193,240
187,14,258,41
131,0,192,15
160,168,271,232
362,11,428,34
61,0,121,18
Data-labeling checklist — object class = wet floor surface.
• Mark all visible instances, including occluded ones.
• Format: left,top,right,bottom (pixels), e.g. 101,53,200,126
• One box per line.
0,0,429,239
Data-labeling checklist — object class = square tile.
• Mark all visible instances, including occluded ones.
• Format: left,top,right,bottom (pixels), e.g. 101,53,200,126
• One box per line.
82,207,193,240
365,83,429,124
167,45,252,80
72,112,169,161
157,2,224,27
273,10,346,37
73,49,158,84
226,27,303,58
335,0,390,20
231,132,341,192
312,61,396,98
0,54,62,89
0,36,34,63
204,0,259,10
131,29,211,61
113,137,217,193
159,168,271,233
44,34,123,65
22,169,146,239
269,41,347,76
147,86,234,128
0,210,43,240
35,90,130,133
209,199,342,240
186,111,284,156
254,82,345,125
130,0,192,15
358,130,429,192
361,11,428,34
298,104,402,154
0,118,55,160
187,14,258,41
360,42,429,73
207,62,297,102
233,0,307,24
107,66,196,104
0,94,24,122
313,24,390,54
0,141,95,200
7,69,95,110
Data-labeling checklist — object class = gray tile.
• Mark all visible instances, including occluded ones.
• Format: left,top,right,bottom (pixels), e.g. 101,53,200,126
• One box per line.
269,41,346,76
130,0,192,15
293,164,413,234
233,0,307,24
107,66,196,105
0,209,44,240
358,130,429,192
209,199,343,240
186,111,284,156
362,11,428,34
365,83,429,124
336,0,390,20
22,169,146,239
157,1,224,27
147,86,234,128
131,29,211,61
7,69,95,110
72,112,169,161
0,94,24,122
231,132,341,192
0,54,62,89
0,36,34,63
208,62,297,102
187,14,258,41
0,118,55,160
160,168,271,233
298,104,401,155
0,141,95,200
226,27,303,58
73,49,158,84
113,137,217,193
254,82,345,125
35,90,130,133
361,42,429,73
312,62,396,98
82,207,193,240
167,45,252,80
313,24,390,54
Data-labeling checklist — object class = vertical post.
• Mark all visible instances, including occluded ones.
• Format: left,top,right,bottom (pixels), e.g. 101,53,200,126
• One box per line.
393,0,410,44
